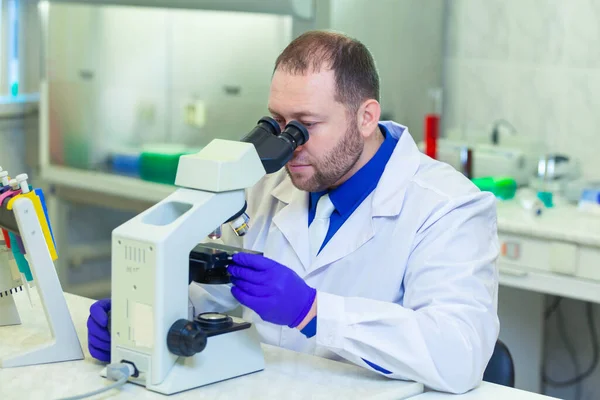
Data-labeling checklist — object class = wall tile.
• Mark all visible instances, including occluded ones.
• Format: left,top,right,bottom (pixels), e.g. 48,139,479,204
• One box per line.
509,0,566,66
448,61,513,140
507,66,568,152
441,58,465,132
563,69,600,178
563,0,600,68
444,2,600,397
460,0,511,61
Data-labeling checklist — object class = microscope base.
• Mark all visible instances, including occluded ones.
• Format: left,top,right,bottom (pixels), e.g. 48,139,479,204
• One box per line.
105,323,265,395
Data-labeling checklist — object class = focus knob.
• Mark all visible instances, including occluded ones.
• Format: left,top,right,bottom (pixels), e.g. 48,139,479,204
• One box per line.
167,319,207,357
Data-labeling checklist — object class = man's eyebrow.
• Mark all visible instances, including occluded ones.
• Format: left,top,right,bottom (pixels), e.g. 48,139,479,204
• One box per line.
268,107,282,116
268,107,321,119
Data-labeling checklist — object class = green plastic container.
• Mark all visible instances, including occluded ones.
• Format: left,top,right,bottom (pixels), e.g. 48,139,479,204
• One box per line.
139,145,200,185
472,177,517,200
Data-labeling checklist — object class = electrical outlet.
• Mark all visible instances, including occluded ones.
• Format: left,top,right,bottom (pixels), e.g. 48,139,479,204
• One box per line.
185,101,206,128
137,102,155,124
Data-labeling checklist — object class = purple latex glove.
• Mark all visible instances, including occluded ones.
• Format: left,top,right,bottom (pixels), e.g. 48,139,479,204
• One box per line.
228,253,316,328
87,298,111,362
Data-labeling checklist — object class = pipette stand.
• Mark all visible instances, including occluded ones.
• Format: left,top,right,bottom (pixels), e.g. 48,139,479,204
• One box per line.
0,194,83,367
0,294,21,327
0,244,22,327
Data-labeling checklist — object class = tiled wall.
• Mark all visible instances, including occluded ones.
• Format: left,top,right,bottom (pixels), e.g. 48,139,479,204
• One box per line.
444,2,600,399
443,0,600,179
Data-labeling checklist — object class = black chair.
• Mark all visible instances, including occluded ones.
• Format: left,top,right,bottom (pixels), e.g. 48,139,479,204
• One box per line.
483,340,515,387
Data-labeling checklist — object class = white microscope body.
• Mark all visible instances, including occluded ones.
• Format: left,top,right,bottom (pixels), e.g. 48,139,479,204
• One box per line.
109,117,308,395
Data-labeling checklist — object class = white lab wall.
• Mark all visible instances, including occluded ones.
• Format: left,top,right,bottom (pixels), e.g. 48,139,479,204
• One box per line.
330,0,444,141
443,1,600,399
41,2,293,291
0,0,39,178
47,3,292,169
167,9,292,146
0,118,29,177
40,0,445,169
22,0,42,94
443,0,600,180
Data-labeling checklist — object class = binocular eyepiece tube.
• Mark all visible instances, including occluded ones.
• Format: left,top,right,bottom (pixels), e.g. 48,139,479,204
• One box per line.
256,116,310,152
241,116,309,174
212,117,310,239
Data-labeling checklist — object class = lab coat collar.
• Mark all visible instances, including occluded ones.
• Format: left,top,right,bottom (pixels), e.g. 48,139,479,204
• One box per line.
271,186,311,270
270,121,421,273
371,121,421,217
270,173,295,204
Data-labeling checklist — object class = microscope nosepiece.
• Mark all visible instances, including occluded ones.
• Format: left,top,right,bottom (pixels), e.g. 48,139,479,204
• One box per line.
229,213,250,237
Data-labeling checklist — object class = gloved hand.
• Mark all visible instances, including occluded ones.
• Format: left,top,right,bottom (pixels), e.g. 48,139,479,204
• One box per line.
87,298,111,362
228,253,316,328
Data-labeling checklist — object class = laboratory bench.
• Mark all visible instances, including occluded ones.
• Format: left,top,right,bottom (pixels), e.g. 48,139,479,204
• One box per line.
0,291,557,400
39,167,600,395
494,199,600,394
496,199,600,301
412,385,559,400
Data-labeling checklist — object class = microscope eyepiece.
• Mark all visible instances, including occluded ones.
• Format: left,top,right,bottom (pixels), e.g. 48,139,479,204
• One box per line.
230,117,310,238
241,116,310,174
257,116,281,136
279,120,309,150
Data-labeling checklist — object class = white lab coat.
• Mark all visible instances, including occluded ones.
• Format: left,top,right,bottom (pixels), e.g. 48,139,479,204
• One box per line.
189,121,499,394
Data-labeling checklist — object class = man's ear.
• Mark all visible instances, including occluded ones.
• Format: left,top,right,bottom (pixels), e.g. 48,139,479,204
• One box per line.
356,99,381,139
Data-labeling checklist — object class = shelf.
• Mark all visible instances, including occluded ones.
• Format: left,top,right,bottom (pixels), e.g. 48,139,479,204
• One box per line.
41,165,176,204
496,200,600,248
499,266,600,304
0,93,40,118
0,93,40,105
46,0,314,18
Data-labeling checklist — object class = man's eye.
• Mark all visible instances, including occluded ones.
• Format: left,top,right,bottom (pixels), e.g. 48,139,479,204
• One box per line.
301,122,315,128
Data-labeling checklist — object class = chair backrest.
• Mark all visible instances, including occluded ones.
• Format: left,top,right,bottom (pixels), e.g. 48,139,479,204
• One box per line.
483,340,515,387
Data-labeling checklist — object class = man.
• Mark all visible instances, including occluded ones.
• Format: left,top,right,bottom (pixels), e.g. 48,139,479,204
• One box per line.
87,30,499,394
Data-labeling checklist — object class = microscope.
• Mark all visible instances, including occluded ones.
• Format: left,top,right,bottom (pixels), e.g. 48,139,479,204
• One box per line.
107,117,308,395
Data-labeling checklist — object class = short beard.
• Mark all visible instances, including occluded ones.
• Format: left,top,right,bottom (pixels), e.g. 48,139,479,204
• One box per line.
286,120,363,192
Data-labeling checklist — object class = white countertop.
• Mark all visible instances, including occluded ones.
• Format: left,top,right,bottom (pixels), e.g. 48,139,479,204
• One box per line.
496,199,600,247
0,290,424,400
412,385,560,400
494,199,600,303
0,290,558,400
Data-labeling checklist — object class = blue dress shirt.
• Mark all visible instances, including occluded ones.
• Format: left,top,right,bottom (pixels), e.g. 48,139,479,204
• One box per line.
301,123,398,375
308,123,398,251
